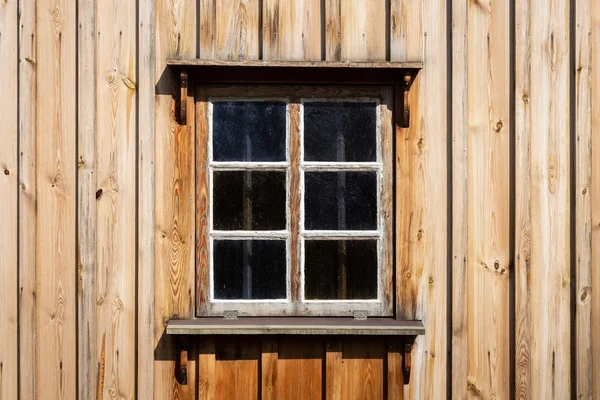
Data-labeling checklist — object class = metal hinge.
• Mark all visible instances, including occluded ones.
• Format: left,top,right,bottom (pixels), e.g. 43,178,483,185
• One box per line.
223,310,238,320
353,310,368,320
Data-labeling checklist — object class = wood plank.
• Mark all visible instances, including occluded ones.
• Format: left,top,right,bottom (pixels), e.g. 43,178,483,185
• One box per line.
93,0,137,398
341,338,385,400
575,0,593,397
340,0,386,61
387,341,404,400
516,0,571,397
0,0,18,397
199,337,216,400
325,0,341,61
215,0,260,60
514,0,532,397
215,338,260,400
466,0,511,398
199,0,216,59
77,0,97,398
262,0,321,61
390,0,422,62
138,0,156,396
289,103,301,303
154,0,197,398
325,339,343,400
391,0,448,397
276,338,324,400
450,0,468,397
576,0,600,397
18,0,37,398
36,0,77,397
261,338,278,400
591,1,600,397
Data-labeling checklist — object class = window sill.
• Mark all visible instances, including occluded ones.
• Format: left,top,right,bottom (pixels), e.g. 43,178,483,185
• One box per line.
166,317,424,336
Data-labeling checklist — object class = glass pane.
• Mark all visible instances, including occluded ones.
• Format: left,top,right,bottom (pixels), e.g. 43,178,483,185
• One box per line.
212,101,287,161
213,240,287,300
303,102,377,162
304,240,378,300
304,171,377,230
213,171,286,230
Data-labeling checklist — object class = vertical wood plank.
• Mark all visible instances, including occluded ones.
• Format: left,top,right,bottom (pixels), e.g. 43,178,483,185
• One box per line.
466,0,511,398
199,0,216,59
199,337,216,400
0,0,18,398
515,0,571,398
261,339,278,400
138,0,156,397
391,0,447,397
324,0,341,61
325,339,343,400
575,0,592,397
387,342,404,400
591,2,600,397
215,0,260,60
340,0,386,61
276,338,324,400
390,0,422,62
342,339,385,400
262,0,321,61
36,0,77,397
451,0,468,397
18,0,37,398
514,0,532,397
93,0,137,398
77,0,97,398
215,338,260,400
575,0,598,397
154,0,196,397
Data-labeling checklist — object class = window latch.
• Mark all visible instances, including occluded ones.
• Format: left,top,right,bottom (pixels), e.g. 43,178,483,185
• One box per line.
353,310,368,320
223,310,238,320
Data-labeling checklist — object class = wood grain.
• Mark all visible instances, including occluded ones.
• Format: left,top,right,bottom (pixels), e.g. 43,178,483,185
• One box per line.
466,0,511,397
154,0,197,397
18,0,37,398
199,337,216,400
262,0,321,61
515,0,533,397
516,0,571,398
215,0,260,60
575,0,598,397
215,338,260,400
390,0,423,62
93,0,137,397
0,0,18,397
392,0,448,397
591,1,600,397
289,103,301,303
195,89,209,317
138,0,156,397
36,0,77,398
276,338,324,400
450,0,469,397
325,0,341,61
77,0,97,398
340,0,386,62
387,341,404,400
261,339,278,400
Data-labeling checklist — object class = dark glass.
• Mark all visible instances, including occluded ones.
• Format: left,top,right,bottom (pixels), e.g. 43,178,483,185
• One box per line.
304,102,377,162
213,171,286,230
213,240,287,300
304,240,378,300
304,171,377,230
212,101,287,161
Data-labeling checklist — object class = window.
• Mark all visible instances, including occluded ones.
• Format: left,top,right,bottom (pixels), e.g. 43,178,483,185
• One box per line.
196,85,393,317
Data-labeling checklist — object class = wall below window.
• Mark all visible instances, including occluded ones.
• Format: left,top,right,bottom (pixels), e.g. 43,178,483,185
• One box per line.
0,0,598,399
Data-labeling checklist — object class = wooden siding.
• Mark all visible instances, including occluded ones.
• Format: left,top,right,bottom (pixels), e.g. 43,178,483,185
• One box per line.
0,0,597,399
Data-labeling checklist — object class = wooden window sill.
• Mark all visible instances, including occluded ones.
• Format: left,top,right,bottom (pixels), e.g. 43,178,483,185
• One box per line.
166,317,425,336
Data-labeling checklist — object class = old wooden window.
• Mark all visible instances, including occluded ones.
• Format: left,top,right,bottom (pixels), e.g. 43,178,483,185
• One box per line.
196,85,393,317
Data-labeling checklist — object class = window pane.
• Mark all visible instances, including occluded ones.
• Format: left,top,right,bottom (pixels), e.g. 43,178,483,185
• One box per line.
303,102,377,162
304,240,377,300
213,171,286,231
213,240,287,300
304,171,377,230
212,101,287,161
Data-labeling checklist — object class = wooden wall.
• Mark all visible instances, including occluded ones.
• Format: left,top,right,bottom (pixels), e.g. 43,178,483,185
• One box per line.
0,0,597,399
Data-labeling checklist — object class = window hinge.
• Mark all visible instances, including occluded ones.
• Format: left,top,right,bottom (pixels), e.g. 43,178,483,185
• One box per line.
223,310,238,320
353,310,368,320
